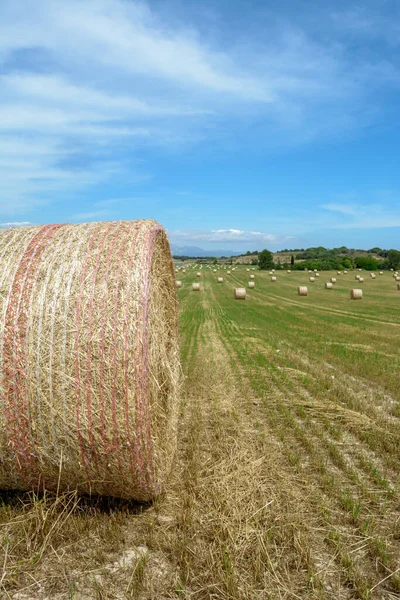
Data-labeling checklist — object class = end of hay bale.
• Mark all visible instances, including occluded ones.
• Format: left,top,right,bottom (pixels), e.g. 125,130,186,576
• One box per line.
298,286,308,296
351,288,363,299
234,287,246,299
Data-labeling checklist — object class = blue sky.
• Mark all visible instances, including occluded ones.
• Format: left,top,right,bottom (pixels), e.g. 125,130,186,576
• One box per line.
0,0,399,251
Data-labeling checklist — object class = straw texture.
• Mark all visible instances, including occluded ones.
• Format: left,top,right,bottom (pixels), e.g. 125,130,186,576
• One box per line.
0,220,180,500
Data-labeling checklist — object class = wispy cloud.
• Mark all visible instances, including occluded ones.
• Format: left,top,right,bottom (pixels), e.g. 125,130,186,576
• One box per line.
0,221,32,227
319,201,400,229
0,0,398,217
168,228,294,245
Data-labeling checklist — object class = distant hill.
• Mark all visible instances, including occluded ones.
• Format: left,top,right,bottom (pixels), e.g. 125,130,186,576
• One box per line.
170,244,240,258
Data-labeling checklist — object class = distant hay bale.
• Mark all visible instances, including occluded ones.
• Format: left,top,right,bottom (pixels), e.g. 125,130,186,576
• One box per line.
396,276,400,282
337,271,342,275
351,289,363,299
234,287,246,299
272,269,275,273
192,283,200,291
298,286,308,296
213,269,217,273
217,277,224,283
359,277,364,283
370,273,376,279
325,282,333,289
250,274,255,279
314,269,317,272
246,268,250,272
379,271,383,275
227,270,231,274
271,276,277,282
269,271,273,275
315,273,320,277
0,220,180,501
330,278,337,283
355,275,360,280
309,277,315,282
176,280,182,288
343,270,348,274
196,272,201,277
248,281,255,288
287,270,291,273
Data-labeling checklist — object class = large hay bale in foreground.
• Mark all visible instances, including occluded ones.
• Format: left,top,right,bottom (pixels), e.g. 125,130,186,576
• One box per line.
0,220,180,500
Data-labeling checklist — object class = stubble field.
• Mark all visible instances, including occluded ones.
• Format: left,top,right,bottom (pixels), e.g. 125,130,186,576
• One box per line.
1,267,399,599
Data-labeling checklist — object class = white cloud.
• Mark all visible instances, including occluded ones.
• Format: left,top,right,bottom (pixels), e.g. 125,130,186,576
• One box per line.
0,1,398,216
169,228,293,245
319,201,400,229
0,221,32,227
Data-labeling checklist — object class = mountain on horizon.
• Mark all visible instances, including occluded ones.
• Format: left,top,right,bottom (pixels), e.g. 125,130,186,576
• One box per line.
170,243,240,258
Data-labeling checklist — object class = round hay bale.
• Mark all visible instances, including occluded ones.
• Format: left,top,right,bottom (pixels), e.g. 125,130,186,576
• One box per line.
217,277,224,283
343,270,348,274
234,287,246,299
359,277,364,283
246,268,250,272
213,269,217,273
176,280,182,288
379,271,383,275
248,281,255,288
196,272,201,277
351,289,363,299
250,274,255,279
309,276,315,282
337,271,342,275
271,276,277,282
396,276,400,282
315,273,320,277
0,220,180,500
269,271,273,275
370,273,376,279
355,275,360,280
227,270,231,275
192,282,200,291
298,286,308,296
325,282,333,289
330,278,337,283
287,270,291,273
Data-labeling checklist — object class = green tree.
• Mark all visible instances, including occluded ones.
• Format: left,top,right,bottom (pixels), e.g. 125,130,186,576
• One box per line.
387,249,400,270
290,254,294,266
258,249,274,270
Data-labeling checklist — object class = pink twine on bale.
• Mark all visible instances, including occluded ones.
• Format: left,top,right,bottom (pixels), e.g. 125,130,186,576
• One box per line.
3,224,64,484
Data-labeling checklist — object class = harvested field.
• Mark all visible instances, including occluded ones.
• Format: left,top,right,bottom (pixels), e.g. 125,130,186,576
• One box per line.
1,268,399,599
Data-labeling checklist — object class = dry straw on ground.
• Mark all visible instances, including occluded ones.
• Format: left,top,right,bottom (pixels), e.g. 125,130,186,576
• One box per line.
0,220,180,500
351,288,363,299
